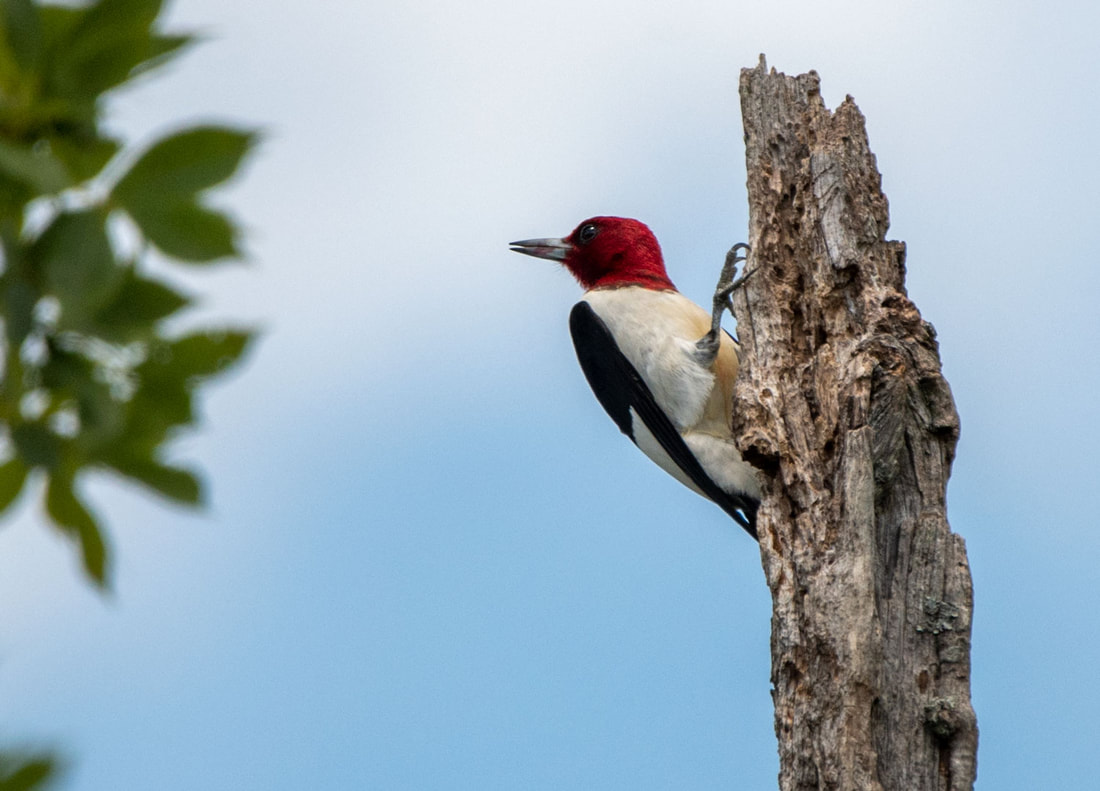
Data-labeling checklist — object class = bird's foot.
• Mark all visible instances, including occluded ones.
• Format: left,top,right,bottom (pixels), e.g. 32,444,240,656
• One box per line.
708,243,753,334
697,243,755,365
693,328,722,366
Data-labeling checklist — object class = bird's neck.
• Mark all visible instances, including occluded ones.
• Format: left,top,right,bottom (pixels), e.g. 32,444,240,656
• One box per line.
588,269,676,290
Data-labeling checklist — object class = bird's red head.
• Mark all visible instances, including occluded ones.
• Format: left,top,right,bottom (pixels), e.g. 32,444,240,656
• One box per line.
510,216,675,291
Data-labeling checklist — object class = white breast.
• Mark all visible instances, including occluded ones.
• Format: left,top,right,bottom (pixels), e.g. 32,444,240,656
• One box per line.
581,286,762,506
582,287,715,431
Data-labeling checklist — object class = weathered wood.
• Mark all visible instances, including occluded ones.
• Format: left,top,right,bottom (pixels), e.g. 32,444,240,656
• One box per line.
732,57,977,791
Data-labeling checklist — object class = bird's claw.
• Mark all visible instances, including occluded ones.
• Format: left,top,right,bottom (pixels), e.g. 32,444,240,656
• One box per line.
708,243,752,335
695,244,752,366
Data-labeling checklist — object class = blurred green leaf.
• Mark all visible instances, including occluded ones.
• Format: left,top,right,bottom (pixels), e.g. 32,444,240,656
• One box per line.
55,26,159,100
71,387,125,452
133,32,193,78
113,126,257,201
147,33,192,60
107,457,201,505
0,749,59,791
166,329,253,380
37,1,189,110
38,4,82,48
87,266,190,339
117,382,190,456
45,472,108,586
76,0,164,33
116,329,251,457
123,356,195,455
38,340,96,391
33,209,122,317
0,0,42,72
38,342,124,452
0,1,261,778
10,423,60,469
0,0,257,597
0,139,70,195
1,276,38,346
0,457,29,513
0,176,31,216
48,134,119,182
124,197,240,262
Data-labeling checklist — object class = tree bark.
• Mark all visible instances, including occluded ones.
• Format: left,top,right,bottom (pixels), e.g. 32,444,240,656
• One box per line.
732,57,978,791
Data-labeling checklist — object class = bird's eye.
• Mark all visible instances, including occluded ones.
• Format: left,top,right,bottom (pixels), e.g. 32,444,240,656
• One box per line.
577,223,599,244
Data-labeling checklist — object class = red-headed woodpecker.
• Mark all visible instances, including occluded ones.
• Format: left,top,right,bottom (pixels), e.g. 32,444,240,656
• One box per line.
511,216,762,537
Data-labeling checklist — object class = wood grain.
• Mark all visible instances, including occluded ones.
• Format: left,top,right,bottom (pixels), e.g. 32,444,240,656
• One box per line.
733,57,978,791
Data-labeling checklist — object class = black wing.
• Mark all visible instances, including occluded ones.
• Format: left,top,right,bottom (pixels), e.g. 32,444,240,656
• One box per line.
568,301,758,538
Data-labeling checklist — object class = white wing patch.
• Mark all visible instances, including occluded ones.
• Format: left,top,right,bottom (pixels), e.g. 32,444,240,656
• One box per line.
683,433,763,501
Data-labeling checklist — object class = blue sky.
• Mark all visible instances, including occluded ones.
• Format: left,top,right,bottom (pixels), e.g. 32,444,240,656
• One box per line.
2,0,1099,788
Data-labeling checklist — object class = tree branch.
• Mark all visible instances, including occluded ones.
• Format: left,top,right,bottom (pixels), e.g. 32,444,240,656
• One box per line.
733,56,978,791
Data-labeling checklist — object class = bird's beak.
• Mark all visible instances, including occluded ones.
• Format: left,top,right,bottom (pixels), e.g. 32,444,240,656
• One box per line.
508,237,571,261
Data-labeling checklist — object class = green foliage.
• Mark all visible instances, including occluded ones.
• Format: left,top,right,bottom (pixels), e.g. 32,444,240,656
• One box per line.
0,749,59,791
0,0,258,588
114,126,256,261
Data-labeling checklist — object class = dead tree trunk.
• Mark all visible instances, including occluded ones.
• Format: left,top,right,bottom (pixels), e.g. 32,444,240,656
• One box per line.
731,57,978,791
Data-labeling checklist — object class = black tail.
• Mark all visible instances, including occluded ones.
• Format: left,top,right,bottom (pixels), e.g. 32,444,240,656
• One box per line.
715,494,759,540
